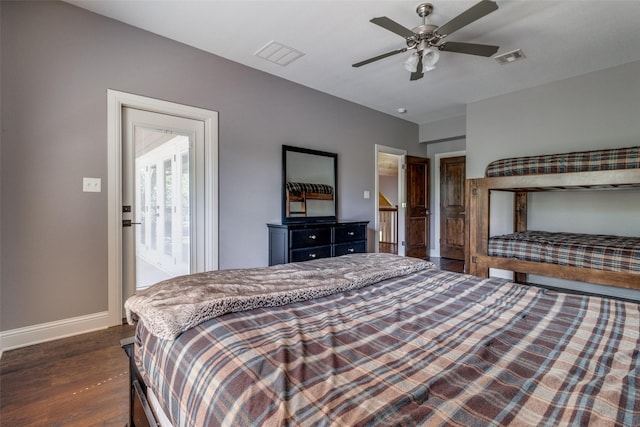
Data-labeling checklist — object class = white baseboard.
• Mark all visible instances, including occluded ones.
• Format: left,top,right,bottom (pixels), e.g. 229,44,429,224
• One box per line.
0,311,110,356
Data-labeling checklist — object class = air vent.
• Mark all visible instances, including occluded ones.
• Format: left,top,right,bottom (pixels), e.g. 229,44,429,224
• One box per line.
254,41,305,66
494,49,526,65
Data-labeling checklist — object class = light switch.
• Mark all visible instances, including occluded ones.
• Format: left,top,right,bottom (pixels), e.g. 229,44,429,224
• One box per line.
363,190,370,199
83,177,101,193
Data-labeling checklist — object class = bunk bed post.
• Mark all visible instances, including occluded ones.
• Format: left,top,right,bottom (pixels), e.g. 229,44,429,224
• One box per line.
513,192,528,284
464,179,476,275
466,179,490,278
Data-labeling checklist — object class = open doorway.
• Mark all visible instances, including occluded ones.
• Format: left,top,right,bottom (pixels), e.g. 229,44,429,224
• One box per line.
378,153,400,254
375,145,406,256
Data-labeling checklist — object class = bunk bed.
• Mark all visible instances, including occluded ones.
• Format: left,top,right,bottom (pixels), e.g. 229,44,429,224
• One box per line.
466,146,640,290
285,181,334,217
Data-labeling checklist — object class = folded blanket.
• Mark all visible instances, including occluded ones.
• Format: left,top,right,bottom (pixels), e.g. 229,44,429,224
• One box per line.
125,253,434,340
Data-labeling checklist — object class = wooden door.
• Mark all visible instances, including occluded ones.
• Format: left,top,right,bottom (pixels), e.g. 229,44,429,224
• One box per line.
440,156,466,260
405,156,430,259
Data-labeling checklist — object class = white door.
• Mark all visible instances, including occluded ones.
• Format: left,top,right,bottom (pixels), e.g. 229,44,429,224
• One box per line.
122,107,205,297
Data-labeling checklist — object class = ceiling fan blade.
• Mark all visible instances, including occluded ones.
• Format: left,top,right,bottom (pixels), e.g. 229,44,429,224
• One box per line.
435,0,498,37
410,54,424,81
439,41,499,57
352,48,408,67
370,16,415,39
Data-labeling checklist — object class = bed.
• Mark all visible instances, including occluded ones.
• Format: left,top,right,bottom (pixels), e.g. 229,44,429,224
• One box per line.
466,146,640,289
122,253,640,426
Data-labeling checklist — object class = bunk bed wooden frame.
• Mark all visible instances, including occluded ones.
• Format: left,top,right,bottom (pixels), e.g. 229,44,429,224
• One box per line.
286,189,334,217
466,168,640,290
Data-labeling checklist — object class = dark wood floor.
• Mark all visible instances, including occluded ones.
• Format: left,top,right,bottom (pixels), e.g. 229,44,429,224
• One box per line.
0,323,135,427
430,256,465,273
0,258,463,426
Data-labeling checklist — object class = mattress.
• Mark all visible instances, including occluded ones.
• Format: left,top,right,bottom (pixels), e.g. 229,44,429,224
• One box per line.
134,267,640,426
485,146,640,177
488,230,640,274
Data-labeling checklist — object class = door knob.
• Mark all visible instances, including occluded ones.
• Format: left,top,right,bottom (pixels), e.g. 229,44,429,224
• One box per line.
122,220,142,227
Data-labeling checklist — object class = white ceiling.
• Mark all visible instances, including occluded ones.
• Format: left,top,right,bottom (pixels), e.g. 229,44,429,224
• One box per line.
66,0,640,125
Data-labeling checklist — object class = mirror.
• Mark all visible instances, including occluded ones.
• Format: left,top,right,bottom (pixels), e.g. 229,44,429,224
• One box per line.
282,145,337,223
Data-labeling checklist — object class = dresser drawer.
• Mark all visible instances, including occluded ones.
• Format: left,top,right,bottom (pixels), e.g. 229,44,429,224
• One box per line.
334,241,367,257
268,221,369,266
290,245,332,262
334,224,366,243
290,228,331,249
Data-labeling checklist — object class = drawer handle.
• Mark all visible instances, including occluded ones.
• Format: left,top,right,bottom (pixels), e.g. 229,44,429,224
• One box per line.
347,231,355,236
308,253,317,258
348,248,355,253
308,234,317,240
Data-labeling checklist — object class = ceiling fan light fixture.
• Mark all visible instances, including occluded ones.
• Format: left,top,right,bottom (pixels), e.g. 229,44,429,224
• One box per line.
422,47,440,71
403,52,420,72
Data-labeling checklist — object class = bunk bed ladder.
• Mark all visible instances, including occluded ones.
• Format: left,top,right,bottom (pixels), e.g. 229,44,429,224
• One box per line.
286,191,307,217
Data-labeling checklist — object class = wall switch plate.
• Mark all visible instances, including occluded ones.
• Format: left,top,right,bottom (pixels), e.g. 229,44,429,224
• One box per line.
363,190,370,199
83,177,101,192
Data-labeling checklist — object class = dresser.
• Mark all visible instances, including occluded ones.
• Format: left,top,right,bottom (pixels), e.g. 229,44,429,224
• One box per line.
267,221,368,266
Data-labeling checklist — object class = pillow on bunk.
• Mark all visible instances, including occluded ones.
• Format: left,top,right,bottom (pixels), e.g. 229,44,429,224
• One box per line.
485,146,640,177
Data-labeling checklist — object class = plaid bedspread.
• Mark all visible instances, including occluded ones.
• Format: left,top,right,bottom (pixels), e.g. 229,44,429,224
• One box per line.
135,268,640,426
489,230,640,274
286,182,334,194
485,146,640,177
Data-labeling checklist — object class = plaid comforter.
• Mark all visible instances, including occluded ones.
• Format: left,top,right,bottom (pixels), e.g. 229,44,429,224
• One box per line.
135,268,640,426
489,230,640,274
485,146,640,177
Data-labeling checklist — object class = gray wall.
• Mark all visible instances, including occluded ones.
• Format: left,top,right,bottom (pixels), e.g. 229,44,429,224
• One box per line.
467,60,640,300
0,1,419,331
419,115,466,144
379,175,398,206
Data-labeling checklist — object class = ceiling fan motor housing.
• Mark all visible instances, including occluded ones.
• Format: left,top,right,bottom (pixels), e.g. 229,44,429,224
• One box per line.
407,24,440,50
408,4,439,51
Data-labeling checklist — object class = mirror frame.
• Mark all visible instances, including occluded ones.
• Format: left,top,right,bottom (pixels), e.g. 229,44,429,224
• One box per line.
282,145,338,224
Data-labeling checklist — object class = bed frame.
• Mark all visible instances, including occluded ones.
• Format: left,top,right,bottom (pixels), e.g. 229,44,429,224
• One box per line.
122,337,159,427
466,168,640,290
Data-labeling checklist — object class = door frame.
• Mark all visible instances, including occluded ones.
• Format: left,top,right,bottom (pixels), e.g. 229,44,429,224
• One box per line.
374,145,406,256
432,150,466,257
107,90,218,326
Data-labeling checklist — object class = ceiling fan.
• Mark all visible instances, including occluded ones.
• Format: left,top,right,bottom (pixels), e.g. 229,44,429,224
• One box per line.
353,0,500,81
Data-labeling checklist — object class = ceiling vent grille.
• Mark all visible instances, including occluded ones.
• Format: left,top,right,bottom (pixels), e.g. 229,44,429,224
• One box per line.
254,41,305,66
494,49,525,65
